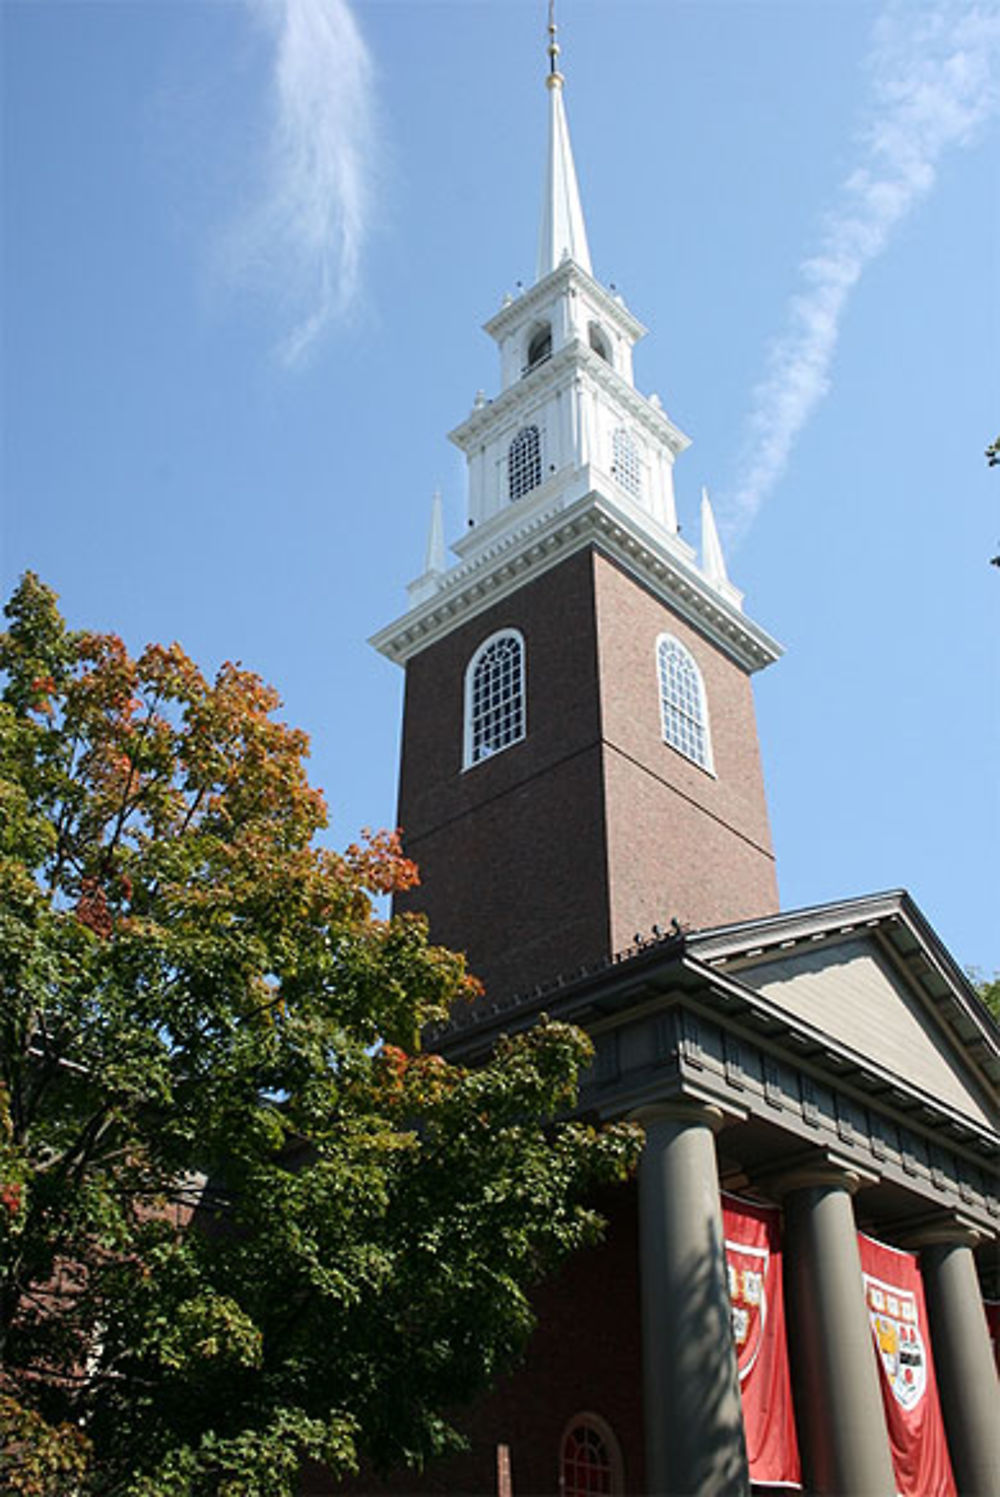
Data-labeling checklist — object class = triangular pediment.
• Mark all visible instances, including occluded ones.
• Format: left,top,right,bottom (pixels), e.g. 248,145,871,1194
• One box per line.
689,892,999,1132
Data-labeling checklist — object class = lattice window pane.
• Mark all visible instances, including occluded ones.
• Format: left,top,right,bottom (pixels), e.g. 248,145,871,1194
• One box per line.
469,633,525,764
562,1426,613,1497
509,425,542,502
657,636,711,770
612,426,641,498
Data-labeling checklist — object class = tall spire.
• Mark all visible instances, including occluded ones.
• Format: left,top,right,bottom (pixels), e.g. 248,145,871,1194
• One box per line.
535,2,592,283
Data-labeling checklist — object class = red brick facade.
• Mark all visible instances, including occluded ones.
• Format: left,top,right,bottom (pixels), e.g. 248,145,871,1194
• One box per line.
395,546,777,1000
306,1185,644,1497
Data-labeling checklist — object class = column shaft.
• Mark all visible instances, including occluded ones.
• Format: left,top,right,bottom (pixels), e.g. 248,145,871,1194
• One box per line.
783,1182,895,1495
637,1108,748,1497
921,1240,1000,1496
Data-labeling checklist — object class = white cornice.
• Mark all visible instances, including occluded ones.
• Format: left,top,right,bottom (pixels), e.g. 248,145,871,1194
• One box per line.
449,339,689,456
448,343,577,448
583,346,691,454
370,486,782,673
484,259,646,344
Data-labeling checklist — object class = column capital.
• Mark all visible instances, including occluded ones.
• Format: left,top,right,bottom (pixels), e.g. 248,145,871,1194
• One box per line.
630,1098,726,1135
898,1213,988,1251
758,1148,879,1200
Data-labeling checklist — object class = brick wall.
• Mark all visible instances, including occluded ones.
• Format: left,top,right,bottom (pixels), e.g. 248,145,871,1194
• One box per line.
395,549,611,998
307,1183,644,1497
593,550,778,943
395,545,778,1002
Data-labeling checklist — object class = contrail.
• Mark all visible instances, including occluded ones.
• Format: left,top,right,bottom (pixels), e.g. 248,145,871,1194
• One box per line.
723,1,1000,544
230,0,376,365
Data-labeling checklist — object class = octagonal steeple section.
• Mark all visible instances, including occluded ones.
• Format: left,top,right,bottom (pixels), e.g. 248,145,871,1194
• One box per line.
449,259,690,561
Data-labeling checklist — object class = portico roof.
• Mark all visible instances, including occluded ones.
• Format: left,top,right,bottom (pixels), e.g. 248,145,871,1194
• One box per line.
429,889,1000,1240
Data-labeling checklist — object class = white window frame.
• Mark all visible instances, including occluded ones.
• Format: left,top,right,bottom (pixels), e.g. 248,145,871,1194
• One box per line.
463,628,527,770
508,424,543,502
559,1412,625,1497
588,321,612,365
656,632,714,774
612,425,642,499
524,321,553,374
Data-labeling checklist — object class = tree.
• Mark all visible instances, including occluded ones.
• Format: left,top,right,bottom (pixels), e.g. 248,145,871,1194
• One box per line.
0,575,641,1495
973,973,1000,1023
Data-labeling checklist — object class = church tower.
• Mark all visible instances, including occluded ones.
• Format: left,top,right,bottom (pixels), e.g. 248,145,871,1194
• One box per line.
372,19,782,1001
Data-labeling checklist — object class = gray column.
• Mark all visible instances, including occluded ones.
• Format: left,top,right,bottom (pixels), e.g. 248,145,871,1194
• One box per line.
916,1228,1000,1496
635,1102,749,1497
781,1165,896,1496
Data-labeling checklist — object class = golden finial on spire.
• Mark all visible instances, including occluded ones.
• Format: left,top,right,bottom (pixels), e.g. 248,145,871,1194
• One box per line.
546,0,563,89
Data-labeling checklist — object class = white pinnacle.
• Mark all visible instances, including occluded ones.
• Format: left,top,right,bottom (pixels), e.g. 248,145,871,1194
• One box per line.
424,490,445,576
535,19,592,282
700,487,730,587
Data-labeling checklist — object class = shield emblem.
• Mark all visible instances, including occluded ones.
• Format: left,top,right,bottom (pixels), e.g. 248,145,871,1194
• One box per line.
725,1237,769,1381
864,1273,927,1411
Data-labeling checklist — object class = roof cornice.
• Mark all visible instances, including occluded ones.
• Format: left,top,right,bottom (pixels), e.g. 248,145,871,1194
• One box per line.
449,338,689,456
483,259,646,345
369,486,782,673
686,890,1000,1095
426,896,999,1165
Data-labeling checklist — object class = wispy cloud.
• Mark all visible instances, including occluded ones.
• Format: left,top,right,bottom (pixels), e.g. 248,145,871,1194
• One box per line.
225,0,377,365
724,1,1000,543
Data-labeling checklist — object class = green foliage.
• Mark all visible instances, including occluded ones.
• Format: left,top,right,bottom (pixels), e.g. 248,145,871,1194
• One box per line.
0,1394,90,1496
0,575,643,1494
971,971,1000,1022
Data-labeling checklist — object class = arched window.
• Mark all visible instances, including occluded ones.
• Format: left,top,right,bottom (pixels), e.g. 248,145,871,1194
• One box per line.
588,322,611,363
657,634,713,771
559,1414,624,1497
611,426,641,498
509,425,542,502
526,322,552,371
464,629,526,768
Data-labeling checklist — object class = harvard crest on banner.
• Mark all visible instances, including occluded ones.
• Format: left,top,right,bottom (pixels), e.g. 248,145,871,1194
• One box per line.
866,1274,927,1411
722,1195,801,1488
858,1233,956,1497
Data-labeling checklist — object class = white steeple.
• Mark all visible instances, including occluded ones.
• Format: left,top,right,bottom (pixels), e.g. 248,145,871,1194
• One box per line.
536,4,592,282
374,12,781,679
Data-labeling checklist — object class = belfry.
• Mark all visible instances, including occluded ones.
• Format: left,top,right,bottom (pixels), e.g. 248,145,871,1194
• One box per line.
369,16,1000,1497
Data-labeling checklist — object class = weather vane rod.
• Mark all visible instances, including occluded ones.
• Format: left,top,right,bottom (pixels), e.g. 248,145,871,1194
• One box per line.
547,0,563,85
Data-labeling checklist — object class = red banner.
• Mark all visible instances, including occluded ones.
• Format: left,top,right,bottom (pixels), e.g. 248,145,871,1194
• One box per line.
722,1194,801,1488
985,1300,1000,1375
857,1233,956,1497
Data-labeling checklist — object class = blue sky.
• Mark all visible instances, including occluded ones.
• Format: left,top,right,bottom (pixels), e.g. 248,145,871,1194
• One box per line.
2,0,998,976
